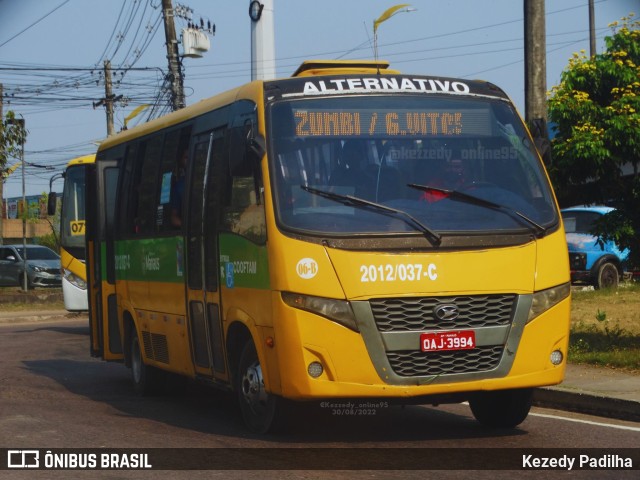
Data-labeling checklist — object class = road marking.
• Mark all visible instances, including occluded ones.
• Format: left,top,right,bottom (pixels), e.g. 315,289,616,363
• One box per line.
530,412,640,432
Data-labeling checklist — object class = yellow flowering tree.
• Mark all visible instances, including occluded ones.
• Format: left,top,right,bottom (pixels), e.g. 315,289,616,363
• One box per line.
548,14,640,267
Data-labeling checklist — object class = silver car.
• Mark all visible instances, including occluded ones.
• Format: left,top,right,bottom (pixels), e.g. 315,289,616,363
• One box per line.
0,245,62,289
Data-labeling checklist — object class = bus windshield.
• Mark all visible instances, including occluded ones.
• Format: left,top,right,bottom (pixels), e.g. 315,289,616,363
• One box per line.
60,164,87,252
268,95,557,238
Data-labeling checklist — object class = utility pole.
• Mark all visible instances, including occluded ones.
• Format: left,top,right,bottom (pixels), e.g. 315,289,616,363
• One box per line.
6,116,27,290
19,119,25,291
104,61,115,136
92,61,122,136
589,0,596,57
524,0,551,164
162,0,186,110
524,0,547,124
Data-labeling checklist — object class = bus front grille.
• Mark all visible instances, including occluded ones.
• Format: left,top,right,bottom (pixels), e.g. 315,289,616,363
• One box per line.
367,294,516,378
369,295,515,332
387,346,504,377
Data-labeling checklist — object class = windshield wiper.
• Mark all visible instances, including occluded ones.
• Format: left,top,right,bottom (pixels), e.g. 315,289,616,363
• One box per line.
407,183,547,237
301,185,442,246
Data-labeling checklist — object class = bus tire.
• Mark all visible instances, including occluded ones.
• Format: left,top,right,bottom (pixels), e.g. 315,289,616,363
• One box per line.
130,327,164,396
469,388,533,428
236,339,281,433
595,262,619,289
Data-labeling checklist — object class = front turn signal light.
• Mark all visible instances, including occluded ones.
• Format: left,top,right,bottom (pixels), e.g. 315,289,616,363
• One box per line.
528,282,571,323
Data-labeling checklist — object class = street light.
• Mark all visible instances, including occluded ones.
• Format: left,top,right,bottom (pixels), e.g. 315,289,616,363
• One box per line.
249,1,264,22
373,4,416,61
6,117,27,291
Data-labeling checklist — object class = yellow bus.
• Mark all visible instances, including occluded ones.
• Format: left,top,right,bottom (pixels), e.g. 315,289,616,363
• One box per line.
86,60,571,433
53,154,95,311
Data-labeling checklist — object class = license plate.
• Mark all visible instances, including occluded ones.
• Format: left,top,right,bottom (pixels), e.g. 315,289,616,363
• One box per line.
420,330,475,352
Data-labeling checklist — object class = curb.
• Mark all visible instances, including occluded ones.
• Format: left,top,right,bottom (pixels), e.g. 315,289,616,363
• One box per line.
533,388,640,423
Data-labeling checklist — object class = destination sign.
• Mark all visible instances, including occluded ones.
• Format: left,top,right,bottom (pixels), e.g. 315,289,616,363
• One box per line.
291,108,492,137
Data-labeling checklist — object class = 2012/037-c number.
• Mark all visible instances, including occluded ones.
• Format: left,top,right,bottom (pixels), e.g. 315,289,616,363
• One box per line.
360,263,437,282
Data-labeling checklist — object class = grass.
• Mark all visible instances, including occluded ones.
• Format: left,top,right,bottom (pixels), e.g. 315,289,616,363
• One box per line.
1,299,66,311
569,282,640,372
0,287,65,311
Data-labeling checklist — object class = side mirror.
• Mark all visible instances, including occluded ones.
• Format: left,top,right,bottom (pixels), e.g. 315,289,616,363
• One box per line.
243,115,265,160
6,255,17,262
248,134,266,159
47,192,57,216
47,172,64,216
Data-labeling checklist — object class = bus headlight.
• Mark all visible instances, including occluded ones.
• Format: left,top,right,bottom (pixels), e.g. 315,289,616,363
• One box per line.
282,292,359,332
63,268,87,290
528,282,571,323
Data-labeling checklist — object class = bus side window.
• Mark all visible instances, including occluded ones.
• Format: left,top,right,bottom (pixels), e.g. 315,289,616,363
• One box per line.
221,102,266,244
119,143,139,236
203,129,227,292
134,135,164,235
157,126,192,232
186,139,211,291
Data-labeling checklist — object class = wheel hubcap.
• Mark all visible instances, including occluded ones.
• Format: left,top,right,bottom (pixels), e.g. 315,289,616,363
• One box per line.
241,361,268,411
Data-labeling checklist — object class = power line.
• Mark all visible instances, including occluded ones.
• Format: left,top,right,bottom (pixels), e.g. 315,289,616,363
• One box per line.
1,0,618,192
0,0,71,48
95,0,128,66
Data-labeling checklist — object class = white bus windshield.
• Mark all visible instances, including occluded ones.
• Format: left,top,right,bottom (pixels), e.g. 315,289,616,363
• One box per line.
60,165,87,250
268,95,557,238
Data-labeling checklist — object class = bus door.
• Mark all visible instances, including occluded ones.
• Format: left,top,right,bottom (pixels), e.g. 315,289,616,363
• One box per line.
86,159,122,360
185,130,227,380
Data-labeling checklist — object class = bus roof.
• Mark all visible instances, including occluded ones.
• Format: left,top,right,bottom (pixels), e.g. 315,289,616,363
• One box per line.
292,60,401,77
67,154,96,167
97,84,248,151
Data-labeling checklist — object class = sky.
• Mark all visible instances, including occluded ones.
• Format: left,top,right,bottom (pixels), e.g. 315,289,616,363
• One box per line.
0,0,637,199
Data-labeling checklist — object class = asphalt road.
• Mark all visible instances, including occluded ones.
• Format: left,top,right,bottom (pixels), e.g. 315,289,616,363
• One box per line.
1,317,638,479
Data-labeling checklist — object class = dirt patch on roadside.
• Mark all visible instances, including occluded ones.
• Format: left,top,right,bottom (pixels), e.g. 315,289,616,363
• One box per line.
0,288,64,308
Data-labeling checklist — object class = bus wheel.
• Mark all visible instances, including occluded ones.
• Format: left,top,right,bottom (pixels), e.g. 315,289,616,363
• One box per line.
236,340,280,433
469,388,533,428
130,328,164,396
596,262,619,289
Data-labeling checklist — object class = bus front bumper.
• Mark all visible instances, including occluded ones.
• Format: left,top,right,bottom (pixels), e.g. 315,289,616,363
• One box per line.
270,294,570,401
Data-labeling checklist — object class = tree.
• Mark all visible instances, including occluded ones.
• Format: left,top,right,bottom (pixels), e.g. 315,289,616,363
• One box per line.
37,191,61,252
548,14,640,268
0,111,28,244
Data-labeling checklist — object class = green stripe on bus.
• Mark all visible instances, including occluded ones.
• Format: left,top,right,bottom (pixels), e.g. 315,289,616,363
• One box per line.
114,237,185,283
219,233,270,289
111,235,269,288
